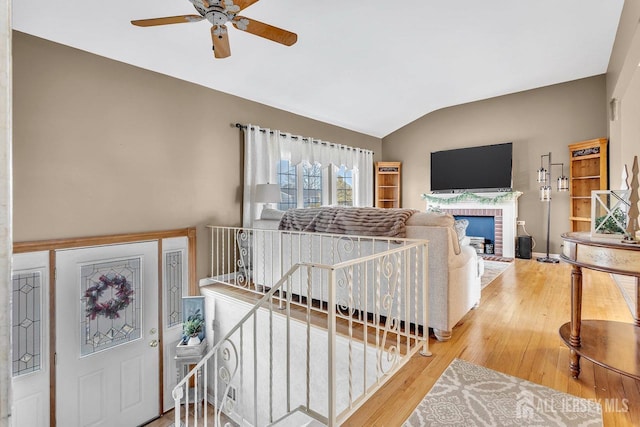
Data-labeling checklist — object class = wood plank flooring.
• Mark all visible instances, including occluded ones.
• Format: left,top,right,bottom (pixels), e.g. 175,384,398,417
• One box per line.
149,259,640,426
342,259,640,426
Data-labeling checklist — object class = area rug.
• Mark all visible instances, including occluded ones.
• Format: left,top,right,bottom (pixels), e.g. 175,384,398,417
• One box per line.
480,260,512,289
403,359,602,426
480,255,514,263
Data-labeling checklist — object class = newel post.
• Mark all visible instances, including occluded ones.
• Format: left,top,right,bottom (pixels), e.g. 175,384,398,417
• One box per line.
327,268,337,425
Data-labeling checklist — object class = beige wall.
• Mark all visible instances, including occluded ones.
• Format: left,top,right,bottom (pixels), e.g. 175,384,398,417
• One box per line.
381,76,607,255
12,32,382,278
607,0,640,190
619,69,640,186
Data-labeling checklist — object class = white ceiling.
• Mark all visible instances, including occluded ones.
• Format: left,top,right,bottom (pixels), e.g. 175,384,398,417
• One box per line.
13,1,624,138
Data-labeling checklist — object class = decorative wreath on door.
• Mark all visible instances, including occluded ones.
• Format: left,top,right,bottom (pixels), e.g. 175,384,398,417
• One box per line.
84,273,134,320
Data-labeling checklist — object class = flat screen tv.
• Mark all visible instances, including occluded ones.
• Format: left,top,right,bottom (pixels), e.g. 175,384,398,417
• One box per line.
430,142,513,193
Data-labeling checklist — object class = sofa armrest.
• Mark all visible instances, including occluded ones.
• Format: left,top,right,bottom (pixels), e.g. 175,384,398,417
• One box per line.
449,235,477,269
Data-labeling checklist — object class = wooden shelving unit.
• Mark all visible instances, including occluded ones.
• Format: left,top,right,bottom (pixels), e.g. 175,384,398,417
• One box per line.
375,162,401,208
569,138,608,232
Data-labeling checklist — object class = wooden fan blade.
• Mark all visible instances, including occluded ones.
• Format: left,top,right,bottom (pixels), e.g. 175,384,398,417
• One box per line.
211,25,231,59
229,0,260,12
232,16,297,46
131,15,204,27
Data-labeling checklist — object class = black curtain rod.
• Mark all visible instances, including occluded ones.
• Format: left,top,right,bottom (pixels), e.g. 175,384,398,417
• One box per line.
234,123,373,154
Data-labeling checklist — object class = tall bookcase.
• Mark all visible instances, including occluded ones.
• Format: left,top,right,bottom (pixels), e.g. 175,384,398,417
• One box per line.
375,162,401,208
569,138,608,232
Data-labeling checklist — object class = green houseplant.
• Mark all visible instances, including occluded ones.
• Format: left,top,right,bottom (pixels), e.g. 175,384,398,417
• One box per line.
182,309,204,345
595,207,627,235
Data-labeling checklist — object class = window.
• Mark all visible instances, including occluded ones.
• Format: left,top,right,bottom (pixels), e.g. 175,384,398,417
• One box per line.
276,161,356,209
243,125,374,227
277,160,297,211
336,166,353,206
303,164,323,207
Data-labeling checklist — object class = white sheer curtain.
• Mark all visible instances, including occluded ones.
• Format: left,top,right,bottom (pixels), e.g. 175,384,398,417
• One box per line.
242,124,374,227
353,148,374,207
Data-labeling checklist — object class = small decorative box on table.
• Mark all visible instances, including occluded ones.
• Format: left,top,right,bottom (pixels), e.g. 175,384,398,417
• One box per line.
590,190,631,239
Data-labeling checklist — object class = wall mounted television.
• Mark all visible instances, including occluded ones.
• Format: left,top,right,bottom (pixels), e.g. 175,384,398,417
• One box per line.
430,142,513,193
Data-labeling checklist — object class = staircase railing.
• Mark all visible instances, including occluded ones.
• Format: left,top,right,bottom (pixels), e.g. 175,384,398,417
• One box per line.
173,227,429,426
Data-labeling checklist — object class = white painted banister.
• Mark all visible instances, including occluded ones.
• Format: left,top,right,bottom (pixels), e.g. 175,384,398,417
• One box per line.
173,227,429,426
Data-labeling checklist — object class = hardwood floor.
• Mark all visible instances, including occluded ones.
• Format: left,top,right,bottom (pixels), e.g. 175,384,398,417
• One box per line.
343,258,640,426
149,259,639,426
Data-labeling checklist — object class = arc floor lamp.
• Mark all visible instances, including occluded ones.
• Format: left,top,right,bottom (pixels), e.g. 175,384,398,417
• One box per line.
537,152,568,263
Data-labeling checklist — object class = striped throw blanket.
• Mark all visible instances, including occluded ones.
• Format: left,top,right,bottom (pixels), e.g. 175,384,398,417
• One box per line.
278,207,418,238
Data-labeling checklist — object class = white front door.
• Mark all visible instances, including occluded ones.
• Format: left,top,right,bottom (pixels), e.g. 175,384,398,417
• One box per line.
11,251,50,427
56,241,159,426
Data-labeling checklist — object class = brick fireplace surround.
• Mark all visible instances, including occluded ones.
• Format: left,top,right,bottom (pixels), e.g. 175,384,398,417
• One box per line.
424,192,522,258
442,208,503,256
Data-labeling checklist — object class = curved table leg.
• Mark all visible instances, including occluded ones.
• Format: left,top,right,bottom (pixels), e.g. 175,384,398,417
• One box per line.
569,264,583,378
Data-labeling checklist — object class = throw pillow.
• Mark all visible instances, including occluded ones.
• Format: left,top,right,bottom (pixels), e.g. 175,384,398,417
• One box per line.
454,219,469,242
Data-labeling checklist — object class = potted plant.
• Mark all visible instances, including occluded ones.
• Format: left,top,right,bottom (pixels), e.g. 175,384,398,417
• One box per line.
595,207,627,235
183,309,204,346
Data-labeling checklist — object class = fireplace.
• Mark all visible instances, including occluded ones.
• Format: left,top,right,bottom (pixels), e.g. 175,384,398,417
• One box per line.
451,209,503,255
424,192,522,258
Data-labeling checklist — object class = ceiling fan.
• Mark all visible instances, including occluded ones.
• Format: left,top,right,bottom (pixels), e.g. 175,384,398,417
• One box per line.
131,0,297,59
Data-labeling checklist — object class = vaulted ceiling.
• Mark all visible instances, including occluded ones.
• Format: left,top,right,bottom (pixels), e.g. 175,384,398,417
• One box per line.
13,1,624,138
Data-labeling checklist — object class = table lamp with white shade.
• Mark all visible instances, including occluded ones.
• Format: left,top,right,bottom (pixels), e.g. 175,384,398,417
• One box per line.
255,183,281,213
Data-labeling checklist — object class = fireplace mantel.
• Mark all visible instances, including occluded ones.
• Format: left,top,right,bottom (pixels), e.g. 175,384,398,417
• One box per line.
423,192,523,258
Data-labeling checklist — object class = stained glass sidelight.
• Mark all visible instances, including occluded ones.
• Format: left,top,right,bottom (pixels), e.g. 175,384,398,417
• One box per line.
80,258,142,356
11,271,42,376
165,250,184,328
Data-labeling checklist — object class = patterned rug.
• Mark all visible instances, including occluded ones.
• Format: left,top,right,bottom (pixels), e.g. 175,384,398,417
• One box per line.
480,255,514,263
481,260,512,289
403,359,602,426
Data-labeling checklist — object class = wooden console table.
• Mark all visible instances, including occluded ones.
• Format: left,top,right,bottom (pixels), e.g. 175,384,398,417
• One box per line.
559,232,640,379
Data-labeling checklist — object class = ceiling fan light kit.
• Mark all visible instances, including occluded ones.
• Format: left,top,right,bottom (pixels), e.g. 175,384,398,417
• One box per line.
131,0,297,59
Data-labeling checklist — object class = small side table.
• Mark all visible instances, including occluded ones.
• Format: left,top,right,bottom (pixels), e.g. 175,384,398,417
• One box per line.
559,232,640,379
175,347,207,417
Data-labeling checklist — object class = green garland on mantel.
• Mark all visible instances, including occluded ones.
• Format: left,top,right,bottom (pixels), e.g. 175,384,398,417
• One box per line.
421,191,523,205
